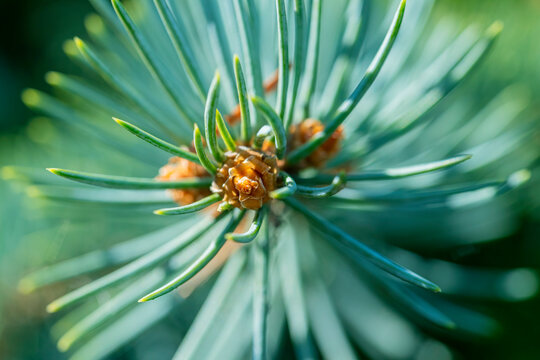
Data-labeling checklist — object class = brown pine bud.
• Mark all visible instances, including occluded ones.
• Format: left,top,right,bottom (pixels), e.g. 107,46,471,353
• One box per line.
211,146,278,210
157,157,211,205
288,118,344,168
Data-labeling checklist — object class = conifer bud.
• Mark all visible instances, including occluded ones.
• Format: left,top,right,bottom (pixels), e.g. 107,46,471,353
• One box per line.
157,157,211,205
211,147,278,210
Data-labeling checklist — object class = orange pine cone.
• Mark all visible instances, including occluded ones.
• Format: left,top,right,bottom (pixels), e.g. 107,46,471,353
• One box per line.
211,146,278,210
157,157,212,205
288,118,344,168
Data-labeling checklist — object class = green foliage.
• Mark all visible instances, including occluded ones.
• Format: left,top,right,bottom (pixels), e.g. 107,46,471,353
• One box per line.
3,0,538,359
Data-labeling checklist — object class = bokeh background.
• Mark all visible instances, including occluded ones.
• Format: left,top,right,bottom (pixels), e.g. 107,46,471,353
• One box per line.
0,0,539,359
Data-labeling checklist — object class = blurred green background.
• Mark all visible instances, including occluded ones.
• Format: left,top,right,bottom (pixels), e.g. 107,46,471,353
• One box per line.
0,2,91,359
0,0,539,359
0,1,93,132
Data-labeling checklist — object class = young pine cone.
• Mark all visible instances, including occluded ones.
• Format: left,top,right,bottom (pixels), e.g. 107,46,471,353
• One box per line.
289,118,344,168
211,146,278,210
157,157,211,205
